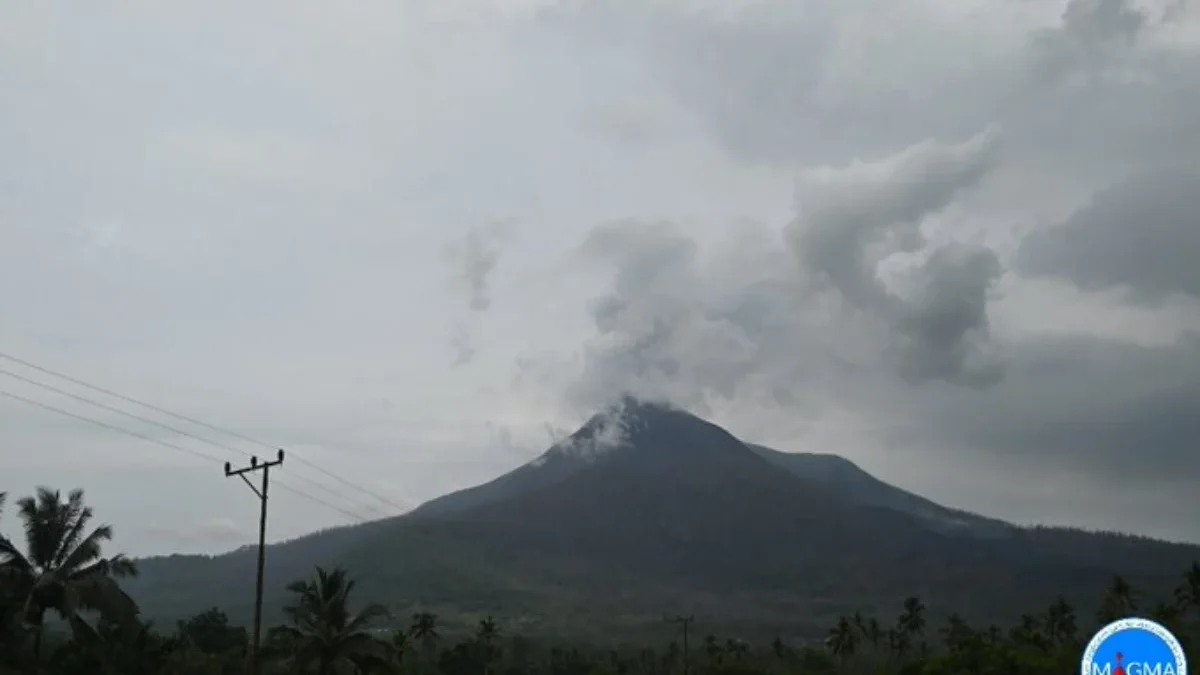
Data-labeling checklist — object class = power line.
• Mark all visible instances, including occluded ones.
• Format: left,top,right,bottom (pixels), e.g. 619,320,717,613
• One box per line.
0,387,373,523
0,351,411,515
0,389,226,465
0,367,379,512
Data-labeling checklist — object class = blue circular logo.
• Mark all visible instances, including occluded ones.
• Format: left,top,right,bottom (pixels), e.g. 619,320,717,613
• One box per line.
1081,617,1187,675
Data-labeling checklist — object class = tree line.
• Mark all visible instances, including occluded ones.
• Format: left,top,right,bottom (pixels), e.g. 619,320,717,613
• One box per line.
2,487,1198,675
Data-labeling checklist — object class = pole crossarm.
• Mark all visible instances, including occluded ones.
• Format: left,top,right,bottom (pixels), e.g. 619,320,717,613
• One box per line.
224,449,285,477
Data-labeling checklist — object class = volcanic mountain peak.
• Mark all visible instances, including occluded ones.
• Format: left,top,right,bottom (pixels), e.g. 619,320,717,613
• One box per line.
413,397,1017,540
543,397,688,454
534,396,765,470
412,397,767,518
534,404,632,465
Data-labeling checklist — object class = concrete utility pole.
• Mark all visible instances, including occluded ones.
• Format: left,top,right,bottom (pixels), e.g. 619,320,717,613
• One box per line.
665,615,694,675
225,449,284,675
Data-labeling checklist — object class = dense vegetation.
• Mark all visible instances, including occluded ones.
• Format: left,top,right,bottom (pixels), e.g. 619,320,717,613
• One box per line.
2,488,1198,675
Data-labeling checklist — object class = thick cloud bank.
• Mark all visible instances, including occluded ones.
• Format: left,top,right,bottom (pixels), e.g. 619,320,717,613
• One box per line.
1016,167,1200,304
3,0,1199,550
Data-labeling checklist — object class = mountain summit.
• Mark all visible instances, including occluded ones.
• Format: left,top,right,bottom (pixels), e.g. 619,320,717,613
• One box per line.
549,396,770,470
412,397,773,518
128,399,1200,638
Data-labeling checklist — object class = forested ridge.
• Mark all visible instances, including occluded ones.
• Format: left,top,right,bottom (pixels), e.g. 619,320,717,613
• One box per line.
2,487,1198,675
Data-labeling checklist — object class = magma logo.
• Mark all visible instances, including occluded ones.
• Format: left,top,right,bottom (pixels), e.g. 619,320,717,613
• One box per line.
1081,617,1187,675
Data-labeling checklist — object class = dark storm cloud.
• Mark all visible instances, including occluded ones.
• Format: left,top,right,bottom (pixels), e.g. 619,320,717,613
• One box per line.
1016,0,1200,173
787,130,1006,388
1015,167,1200,303
891,244,1005,389
908,332,1200,491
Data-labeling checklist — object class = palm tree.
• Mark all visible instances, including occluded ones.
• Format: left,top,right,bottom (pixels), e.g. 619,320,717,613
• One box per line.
0,491,27,667
850,611,865,638
941,613,969,652
886,628,910,660
863,617,883,652
826,616,858,665
277,566,391,675
390,628,409,665
940,613,985,674
1175,562,1200,620
1044,596,1078,648
0,494,10,617
1150,601,1182,629
724,638,748,662
701,635,722,665
0,487,138,658
475,616,499,645
1097,575,1137,623
1010,614,1048,652
898,596,926,655
409,611,439,663
475,615,501,675
770,636,789,661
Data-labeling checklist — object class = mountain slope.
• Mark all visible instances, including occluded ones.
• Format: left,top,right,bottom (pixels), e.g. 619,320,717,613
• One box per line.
744,444,1013,537
127,399,1200,639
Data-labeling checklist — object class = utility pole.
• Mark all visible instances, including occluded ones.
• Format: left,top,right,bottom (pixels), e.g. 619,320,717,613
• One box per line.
225,449,284,675
664,615,694,675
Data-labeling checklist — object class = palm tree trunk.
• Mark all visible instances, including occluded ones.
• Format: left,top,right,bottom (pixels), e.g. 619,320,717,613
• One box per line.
31,618,44,673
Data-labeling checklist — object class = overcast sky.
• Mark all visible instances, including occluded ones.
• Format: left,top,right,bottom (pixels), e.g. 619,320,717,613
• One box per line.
1,0,1198,557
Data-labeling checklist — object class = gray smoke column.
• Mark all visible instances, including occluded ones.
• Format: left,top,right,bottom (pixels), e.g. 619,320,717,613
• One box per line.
444,221,515,365
891,243,1004,388
787,128,1006,388
563,129,1008,414
445,220,514,312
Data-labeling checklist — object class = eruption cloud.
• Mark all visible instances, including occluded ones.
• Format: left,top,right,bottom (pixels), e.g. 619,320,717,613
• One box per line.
561,130,1007,415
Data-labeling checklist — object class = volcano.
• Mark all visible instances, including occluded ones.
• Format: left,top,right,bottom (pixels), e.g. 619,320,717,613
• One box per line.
413,397,1012,538
128,398,1200,639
